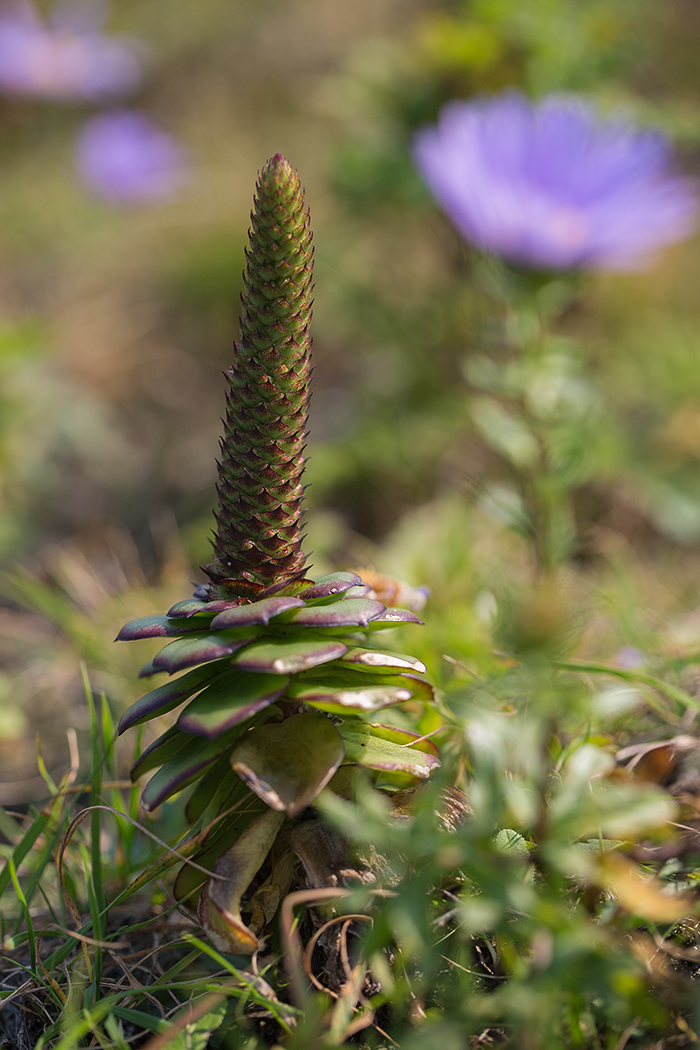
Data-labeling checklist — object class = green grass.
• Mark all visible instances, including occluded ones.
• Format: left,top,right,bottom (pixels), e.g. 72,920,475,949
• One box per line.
0,667,304,1049
4,571,700,1049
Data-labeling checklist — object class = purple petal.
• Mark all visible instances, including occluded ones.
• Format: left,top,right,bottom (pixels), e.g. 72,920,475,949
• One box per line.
0,1,142,100
413,92,698,271
75,110,188,203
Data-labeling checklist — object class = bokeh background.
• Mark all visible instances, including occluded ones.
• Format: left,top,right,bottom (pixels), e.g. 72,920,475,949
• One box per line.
4,0,700,806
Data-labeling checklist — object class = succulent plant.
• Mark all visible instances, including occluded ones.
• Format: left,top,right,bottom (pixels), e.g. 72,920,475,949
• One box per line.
117,154,437,955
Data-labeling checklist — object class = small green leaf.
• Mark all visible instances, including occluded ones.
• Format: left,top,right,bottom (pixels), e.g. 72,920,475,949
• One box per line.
165,997,229,1050
338,722,440,778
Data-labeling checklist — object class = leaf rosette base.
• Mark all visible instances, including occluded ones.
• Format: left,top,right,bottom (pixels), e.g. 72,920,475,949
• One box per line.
117,570,439,953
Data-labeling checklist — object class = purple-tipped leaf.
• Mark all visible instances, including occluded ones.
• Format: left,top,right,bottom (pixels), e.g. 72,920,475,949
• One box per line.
167,598,246,617
177,671,289,738
209,595,305,629
117,613,213,640
287,665,433,711
152,630,259,674
339,584,372,598
118,660,232,734
130,726,188,782
140,729,245,811
138,657,160,679
167,599,215,617
172,804,268,912
233,637,348,674
231,712,344,816
198,810,285,954
296,572,362,600
185,759,243,824
280,597,386,628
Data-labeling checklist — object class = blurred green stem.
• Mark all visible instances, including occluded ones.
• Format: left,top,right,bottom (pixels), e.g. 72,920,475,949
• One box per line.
507,287,576,577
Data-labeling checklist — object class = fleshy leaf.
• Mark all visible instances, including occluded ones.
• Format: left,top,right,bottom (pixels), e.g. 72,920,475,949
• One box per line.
338,722,440,777
117,614,214,640
288,668,432,713
140,728,245,811
118,660,232,734
174,795,267,904
233,637,348,674
231,711,344,816
177,671,289,738
340,647,427,674
338,583,372,598
209,595,305,629
296,572,362,600
362,609,424,629
165,600,211,613
130,726,188,782
198,810,285,954
184,756,241,824
138,657,159,678
152,629,259,674
279,597,386,628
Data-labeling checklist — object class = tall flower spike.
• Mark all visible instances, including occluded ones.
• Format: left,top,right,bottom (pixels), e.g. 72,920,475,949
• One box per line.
203,154,313,599
117,156,442,957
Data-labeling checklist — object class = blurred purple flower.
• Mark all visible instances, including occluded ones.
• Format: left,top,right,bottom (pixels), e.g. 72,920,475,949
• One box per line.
413,93,698,271
0,0,142,101
75,111,188,203
614,646,645,670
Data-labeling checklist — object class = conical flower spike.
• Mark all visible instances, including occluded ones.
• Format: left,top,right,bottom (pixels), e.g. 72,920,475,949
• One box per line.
117,156,440,954
203,154,313,600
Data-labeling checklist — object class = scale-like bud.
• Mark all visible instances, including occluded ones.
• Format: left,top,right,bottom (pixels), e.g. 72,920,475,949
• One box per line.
203,154,313,599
